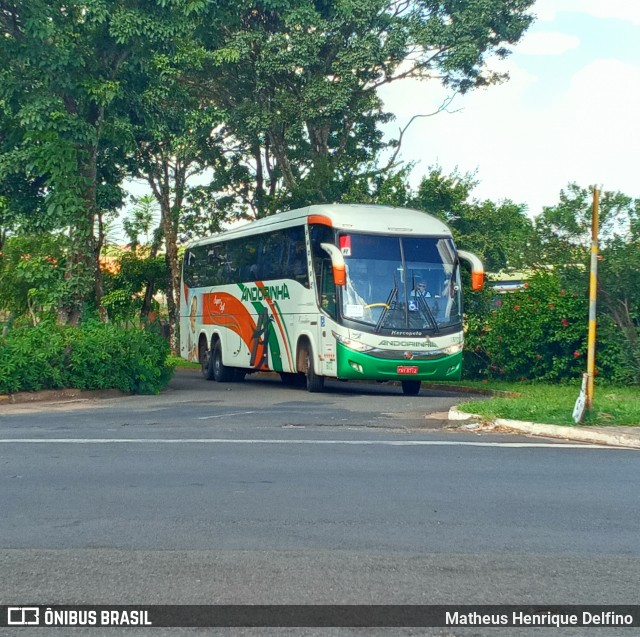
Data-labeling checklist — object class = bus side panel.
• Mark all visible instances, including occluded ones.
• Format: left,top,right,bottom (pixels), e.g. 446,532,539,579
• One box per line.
181,284,200,363
184,279,320,375
201,291,268,370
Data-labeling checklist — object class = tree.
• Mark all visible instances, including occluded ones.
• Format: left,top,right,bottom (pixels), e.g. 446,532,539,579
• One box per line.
536,184,640,383
0,0,210,323
194,0,535,216
410,167,536,271
124,62,232,351
598,237,640,383
341,165,414,208
535,183,638,264
0,233,66,325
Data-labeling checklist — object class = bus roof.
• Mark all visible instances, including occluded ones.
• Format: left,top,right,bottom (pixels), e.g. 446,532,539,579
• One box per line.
188,203,452,248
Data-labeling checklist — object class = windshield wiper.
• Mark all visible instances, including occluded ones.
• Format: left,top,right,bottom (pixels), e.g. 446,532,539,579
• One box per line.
411,273,439,333
374,285,398,334
415,290,439,333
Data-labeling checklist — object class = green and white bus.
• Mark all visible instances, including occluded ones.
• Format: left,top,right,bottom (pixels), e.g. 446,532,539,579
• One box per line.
180,204,484,395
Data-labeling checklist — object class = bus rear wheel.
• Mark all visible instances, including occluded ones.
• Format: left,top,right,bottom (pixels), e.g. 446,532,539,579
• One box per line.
401,380,421,396
212,341,234,382
200,341,215,380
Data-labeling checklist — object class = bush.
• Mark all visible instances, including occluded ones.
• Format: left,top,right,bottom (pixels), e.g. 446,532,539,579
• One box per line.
463,271,638,384
464,272,588,382
0,322,175,395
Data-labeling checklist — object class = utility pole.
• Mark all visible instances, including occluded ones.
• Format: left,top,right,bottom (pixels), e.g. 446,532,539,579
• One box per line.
573,186,599,424
586,187,600,411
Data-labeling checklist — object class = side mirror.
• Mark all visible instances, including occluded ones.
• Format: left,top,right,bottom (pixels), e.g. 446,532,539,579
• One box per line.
320,243,346,286
457,250,484,291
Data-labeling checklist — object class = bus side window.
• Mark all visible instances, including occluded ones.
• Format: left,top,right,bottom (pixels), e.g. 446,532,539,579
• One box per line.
259,232,285,281
205,248,221,287
286,226,308,286
184,249,200,287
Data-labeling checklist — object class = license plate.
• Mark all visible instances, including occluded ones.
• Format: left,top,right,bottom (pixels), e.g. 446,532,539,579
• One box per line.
397,365,419,375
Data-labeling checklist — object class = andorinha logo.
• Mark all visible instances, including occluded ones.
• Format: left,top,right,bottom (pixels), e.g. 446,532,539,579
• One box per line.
379,339,437,348
242,284,290,302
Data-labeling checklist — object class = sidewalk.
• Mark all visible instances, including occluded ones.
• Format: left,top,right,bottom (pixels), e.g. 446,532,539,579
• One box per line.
449,406,640,450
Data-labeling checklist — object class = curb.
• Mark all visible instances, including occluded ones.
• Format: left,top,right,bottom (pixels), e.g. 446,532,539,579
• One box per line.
448,407,640,450
0,388,125,405
422,383,520,397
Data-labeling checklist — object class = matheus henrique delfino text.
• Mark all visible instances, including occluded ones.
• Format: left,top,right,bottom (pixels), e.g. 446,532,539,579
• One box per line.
446,610,634,627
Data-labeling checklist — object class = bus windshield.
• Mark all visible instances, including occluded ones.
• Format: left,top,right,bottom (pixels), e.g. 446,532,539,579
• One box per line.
339,233,462,333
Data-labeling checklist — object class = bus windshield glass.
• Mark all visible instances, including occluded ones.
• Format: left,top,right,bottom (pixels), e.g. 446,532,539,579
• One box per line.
339,233,462,333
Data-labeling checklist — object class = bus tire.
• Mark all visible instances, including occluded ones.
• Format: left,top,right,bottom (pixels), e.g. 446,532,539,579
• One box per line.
212,341,234,382
280,372,305,387
200,339,215,381
280,372,297,386
302,346,324,393
233,369,246,382
401,380,421,396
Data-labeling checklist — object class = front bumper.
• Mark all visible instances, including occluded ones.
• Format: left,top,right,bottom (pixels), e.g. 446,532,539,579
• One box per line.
336,343,462,381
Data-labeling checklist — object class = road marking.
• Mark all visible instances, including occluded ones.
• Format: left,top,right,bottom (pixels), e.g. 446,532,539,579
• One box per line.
0,438,620,449
197,411,257,420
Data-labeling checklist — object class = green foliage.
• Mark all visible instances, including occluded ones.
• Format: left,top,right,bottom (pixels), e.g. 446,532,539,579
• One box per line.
0,322,174,394
533,184,640,384
199,0,535,216
465,271,588,382
535,183,639,257
597,238,640,384
410,167,536,271
464,269,638,385
0,0,208,321
342,166,414,208
101,287,143,324
122,195,161,251
0,234,66,322
0,321,68,392
101,250,167,323
2,0,536,333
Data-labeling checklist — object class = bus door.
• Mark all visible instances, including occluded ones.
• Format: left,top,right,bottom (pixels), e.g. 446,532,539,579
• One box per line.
313,246,338,377
309,223,339,376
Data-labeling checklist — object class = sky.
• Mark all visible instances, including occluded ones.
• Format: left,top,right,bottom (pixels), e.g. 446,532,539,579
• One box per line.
378,0,640,218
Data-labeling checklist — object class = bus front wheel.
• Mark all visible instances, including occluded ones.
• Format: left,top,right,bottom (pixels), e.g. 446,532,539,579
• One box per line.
401,380,421,396
301,346,324,393
280,372,305,387
212,341,234,382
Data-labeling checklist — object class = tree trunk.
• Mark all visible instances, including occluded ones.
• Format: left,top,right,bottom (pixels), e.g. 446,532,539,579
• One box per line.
95,208,105,319
267,129,297,194
148,155,184,355
140,278,156,321
58,142,99,325
163,227,181,355
254,141,266,218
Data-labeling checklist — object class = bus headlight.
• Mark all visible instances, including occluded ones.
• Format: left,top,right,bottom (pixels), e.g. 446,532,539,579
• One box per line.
442,342,463,356
333,332,375,353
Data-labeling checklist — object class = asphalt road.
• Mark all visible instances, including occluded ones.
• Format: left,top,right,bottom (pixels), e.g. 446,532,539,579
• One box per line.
1,371,639,636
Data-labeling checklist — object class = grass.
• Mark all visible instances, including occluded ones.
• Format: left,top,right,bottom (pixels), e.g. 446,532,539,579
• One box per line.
434,380,640,427
167,355,199,369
